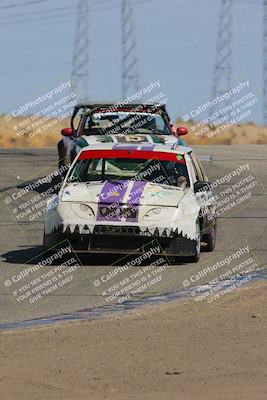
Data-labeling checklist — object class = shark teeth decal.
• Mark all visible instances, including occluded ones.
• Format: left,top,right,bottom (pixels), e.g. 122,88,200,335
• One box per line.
81,224,90,234
60,224,93,235
74,225,80,234
50,223,195,241
64,225,71,234
69,224,77,233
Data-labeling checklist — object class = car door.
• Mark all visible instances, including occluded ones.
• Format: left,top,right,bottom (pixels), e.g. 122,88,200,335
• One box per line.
188,151,216,233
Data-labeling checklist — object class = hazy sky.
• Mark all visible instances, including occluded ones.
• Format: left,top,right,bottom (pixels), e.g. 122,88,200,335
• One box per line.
0,0,264,123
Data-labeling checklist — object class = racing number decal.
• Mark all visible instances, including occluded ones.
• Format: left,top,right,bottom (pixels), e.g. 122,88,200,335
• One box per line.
116,135,149,143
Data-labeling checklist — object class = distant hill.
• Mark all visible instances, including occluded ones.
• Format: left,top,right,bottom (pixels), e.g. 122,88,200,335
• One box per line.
174,118,267,145
0,114,266,147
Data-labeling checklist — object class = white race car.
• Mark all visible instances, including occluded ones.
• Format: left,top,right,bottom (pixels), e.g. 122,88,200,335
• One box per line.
44,141,216,262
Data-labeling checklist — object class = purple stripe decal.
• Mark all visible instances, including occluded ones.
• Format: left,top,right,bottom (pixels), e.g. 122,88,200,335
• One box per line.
112,144,138,150
97,180,128,222
126,181,147,222
140,144,154,151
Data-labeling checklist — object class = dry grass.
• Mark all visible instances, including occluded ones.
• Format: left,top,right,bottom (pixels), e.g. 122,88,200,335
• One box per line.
0,114,266,147
175,118,267,145
0,115,67,148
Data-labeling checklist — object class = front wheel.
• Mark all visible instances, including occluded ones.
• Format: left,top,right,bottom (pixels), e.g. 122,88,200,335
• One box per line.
203,224,216,252
187,219,201,263
57,139,71,168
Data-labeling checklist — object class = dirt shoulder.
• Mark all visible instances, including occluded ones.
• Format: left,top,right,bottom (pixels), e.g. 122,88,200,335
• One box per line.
0,280,267,400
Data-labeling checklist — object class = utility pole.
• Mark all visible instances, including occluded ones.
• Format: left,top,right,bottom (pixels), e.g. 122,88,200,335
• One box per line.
210,0,233,119
263,0,267,124
71,0,90,101
121,0,140,99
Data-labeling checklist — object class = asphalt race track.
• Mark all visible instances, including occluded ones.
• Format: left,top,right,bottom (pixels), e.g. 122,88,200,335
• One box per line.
0,145,266,325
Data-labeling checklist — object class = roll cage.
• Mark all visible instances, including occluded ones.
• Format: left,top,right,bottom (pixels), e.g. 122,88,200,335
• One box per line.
70,103,172,137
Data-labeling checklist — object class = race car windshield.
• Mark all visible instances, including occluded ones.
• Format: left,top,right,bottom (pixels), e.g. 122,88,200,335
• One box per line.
67,150,190,189
83,111,171,136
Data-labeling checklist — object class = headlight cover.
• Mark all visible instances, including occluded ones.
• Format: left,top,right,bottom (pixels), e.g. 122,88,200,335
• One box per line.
70,203,95,219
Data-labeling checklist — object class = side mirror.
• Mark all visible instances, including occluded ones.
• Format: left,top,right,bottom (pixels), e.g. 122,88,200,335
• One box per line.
176,127,188,136
61,127,73,137
194,181,212,193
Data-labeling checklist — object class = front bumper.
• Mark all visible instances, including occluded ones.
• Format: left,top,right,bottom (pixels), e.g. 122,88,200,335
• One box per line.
44,224,197,256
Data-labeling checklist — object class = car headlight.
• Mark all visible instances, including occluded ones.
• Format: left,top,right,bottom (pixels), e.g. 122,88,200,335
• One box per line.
142,208,162,221
70,203,95,219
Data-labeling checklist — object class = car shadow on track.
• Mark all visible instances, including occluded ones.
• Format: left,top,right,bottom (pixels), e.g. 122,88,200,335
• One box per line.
16,175,63,195
1,246,44,265
2,246,190,267
1,246,136,265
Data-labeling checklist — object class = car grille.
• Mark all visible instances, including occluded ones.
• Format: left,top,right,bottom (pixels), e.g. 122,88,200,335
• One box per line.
93,225,140,235
99,205,138,220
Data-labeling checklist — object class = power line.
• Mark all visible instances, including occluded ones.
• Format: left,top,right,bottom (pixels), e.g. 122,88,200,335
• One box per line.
0,5,76,20
0,0,53,10
234,0,262,4
0,0,161,25
0,12,74,26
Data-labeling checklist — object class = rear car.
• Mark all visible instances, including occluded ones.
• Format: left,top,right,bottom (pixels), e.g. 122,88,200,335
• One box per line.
57,103,188,168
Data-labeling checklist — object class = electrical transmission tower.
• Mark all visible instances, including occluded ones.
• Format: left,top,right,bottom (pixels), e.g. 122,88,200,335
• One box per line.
121,0,140,99
71,0,90,101
263,0,267,125
210,0,233,119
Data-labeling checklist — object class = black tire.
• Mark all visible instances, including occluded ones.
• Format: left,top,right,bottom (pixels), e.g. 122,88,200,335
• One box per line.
42,231,57,254
57,139,71,168
41,236,56,261
187,219,201,263
203,224,216,252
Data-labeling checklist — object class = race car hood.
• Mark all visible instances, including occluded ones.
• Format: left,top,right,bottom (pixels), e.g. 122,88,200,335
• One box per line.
60,181,186,208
